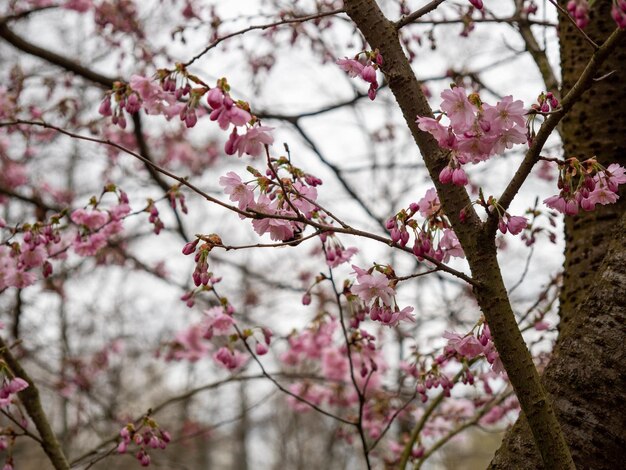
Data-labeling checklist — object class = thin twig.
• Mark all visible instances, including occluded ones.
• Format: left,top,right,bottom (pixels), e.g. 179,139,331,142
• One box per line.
184,8,346,66
547,0,599,49
395,0,447,29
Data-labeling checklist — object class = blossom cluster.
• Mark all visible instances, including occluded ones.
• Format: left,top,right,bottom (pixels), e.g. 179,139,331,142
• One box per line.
160,303,270,372
349,265,415,328
99,70,275,160
543,160,626,215
336,50,383,100
0,183,155,295
400,322,504,408
417,88,527,186
219,161,322,242
71,190,130,255
0,376,28,408
612,0,626,27
117,418,171,467
567,0,590,28
282,317,383,411
442,324,504,374
566,0,626,29
386,188,466,262
0,220,61,290
320,232,358,268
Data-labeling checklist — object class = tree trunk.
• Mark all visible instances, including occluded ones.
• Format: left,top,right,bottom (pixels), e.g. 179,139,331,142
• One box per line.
489,1,626,468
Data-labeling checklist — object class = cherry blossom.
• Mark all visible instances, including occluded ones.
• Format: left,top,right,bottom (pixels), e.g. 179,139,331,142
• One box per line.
351,265,395,305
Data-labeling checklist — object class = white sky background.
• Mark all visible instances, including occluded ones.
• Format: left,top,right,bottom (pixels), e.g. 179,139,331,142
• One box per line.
1,0,568,468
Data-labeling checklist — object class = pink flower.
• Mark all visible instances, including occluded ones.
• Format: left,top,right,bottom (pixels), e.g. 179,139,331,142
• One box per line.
219,172,255,211
129,75,180,117
440,87,476,132
370,305,415,326
4,268,37,289
417,116,454,148
250,195,300,241
206,87,224,108
71,208,109,230
251,216,295,242
507,215,528,234
491,126,527,154
443,331,484,359
326,246,358,268
213,347,247,370
8,378,28,393
117,440,128,454
418,188,440,218
291,181,318,216
605,163,626,189
544,194,568,213
73,232,107,256
351,265,395,305
209,95,251,130
483,96,526,130
439,229,465,261
499,214,528,235
19,245,47,268
130,75,159,101
99,96,112,116
336,58,364,78
544,194,579,215
209,313,235,334
457,133,498,162
227,126,274,158
586,186,619,206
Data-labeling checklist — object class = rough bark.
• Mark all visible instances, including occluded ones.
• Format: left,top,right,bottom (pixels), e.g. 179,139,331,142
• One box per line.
490,1,626,468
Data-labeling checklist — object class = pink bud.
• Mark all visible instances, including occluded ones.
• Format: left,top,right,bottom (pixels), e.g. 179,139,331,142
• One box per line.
360,65,377,84
451,168,468,186
367,82,378,101
182,239,199,255
185,108,198,128
98,96,112,116
42,261,53,278
255,342,269,355
439,166,453,184
498,219,507,234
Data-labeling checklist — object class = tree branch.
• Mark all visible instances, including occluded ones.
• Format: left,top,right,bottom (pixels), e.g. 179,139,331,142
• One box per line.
493,27,625,227
343,1,576,467
0,338,69,470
